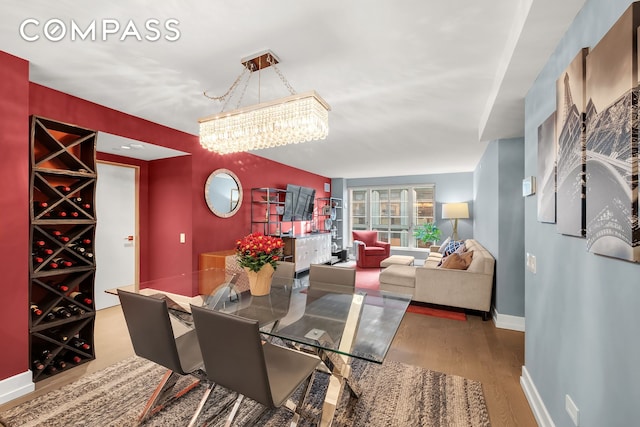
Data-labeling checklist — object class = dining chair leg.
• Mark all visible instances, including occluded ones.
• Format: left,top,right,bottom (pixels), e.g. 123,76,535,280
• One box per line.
139,369,200,424
290,370,318,427
187,382,217,427
224,394,244,427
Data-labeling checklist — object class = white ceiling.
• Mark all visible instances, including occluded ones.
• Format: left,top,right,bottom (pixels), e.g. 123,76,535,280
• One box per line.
1,0,585,178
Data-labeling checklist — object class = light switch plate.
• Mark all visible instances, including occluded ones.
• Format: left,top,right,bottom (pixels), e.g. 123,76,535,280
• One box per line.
565,394,579,426
526,253,536,273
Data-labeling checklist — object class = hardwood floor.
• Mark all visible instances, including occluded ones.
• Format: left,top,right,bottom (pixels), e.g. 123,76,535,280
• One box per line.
388,312,536,426
1,306,536,426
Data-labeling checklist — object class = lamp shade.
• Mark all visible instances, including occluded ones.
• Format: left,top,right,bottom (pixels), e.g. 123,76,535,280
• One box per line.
442,202,469,219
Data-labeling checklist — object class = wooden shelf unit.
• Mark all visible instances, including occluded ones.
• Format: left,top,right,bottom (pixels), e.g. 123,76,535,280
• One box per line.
29,116,97,381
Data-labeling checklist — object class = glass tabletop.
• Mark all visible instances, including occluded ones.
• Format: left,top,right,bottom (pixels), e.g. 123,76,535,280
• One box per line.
118,268,411,364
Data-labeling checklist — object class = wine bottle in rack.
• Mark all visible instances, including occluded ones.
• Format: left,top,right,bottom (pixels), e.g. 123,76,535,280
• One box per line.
45,365,58,375
56,283,69,292
68,243,86,253
63,352,82,365
53,358,67,370
82,252,94,260
51,306,71,319
70,337,91,351
32,359,45,371
34,239,47,247
49,329,69,342
32,201,49,213
52,209,69,218
71,197,91,210
51,257,73,268
30,303,43,316
47,260,59,269
55,185,71,194
70,291,92,306
40,349,53,361
32,254,44,264
67,304,86,315
35,247,54,256
43,311,56,322
51,231,70,242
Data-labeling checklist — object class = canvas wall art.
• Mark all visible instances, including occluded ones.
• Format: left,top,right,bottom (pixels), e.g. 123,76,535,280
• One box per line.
584,3,640,263
556,48,588,237
537,112,556,223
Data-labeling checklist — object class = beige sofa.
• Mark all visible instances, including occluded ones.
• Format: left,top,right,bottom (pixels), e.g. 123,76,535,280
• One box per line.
379,239,495,319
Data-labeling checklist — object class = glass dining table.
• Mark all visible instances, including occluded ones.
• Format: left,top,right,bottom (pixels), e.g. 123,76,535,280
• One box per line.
115,268,411,426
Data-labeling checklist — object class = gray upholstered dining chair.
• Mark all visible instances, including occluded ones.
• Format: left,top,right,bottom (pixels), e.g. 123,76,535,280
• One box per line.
274,260,295,279
308,264,356,293
188,305,321,427
118,289,205,424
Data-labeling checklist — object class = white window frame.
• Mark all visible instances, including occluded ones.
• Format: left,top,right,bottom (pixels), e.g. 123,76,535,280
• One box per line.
349,184,436,250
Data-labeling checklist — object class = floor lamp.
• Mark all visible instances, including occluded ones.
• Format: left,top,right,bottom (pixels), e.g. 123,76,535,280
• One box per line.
442,202,469,241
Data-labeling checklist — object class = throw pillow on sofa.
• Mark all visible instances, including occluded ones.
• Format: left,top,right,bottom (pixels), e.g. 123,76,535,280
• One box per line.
438,237,451,254
443,240,464,256
440,250,474,270
454,242,467,254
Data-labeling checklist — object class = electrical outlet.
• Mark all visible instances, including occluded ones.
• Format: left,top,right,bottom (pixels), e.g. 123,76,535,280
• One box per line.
565,394,579,426
526,253,536,273
179,233,186,244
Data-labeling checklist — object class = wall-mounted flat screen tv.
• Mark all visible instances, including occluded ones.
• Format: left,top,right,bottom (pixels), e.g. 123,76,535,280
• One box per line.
282,184,315,222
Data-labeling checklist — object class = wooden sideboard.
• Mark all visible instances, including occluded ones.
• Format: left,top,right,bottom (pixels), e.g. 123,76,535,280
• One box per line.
198,249,236,295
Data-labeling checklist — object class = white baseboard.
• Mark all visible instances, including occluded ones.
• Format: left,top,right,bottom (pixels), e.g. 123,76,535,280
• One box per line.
492,308,525,331
521,365,556,427
0,370,34,405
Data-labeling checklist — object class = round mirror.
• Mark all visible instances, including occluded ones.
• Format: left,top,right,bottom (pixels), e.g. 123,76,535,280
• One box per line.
204,169,243,218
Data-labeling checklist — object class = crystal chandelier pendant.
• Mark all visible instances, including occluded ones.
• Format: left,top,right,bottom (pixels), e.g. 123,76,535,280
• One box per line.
198,50,330,154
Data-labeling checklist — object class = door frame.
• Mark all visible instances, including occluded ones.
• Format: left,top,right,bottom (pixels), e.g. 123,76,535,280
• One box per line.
97,160,141,292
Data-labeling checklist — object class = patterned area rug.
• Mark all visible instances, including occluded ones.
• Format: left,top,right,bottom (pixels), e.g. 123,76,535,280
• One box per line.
1,356,490,427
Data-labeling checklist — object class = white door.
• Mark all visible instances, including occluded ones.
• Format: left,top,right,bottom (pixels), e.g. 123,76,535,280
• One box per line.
94,162,138,310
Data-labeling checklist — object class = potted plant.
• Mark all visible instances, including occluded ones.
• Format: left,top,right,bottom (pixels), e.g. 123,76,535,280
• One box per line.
236,232,284,295
413,222,441,248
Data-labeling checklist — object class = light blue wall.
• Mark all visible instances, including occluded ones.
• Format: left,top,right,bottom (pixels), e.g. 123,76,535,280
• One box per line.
525,0,640,425
474,139,525,317
345,173,474,253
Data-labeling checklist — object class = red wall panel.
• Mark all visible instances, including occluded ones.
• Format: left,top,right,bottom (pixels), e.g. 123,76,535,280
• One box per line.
148,156,193,286
0,52,30,381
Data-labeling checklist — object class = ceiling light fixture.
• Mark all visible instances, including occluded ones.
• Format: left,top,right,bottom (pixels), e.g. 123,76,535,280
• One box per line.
198,50,330,155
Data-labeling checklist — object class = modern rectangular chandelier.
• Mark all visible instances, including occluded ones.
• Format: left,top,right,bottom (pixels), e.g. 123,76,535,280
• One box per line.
198,50,330,154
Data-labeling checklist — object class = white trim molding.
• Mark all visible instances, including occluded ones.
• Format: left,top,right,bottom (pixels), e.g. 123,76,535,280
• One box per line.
492,308,525,331
521,365,556,427
0,370,34,405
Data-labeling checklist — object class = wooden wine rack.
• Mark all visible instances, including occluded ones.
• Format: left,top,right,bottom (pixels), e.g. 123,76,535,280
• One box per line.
29,116,97,381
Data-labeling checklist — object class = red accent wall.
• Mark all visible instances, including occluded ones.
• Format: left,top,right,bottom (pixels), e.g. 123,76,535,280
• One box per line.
0,52,30,381
148,156,193,287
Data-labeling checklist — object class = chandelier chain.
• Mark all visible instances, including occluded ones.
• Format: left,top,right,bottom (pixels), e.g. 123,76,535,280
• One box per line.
268,55,297,95
234,71,253,110
204,66,249,102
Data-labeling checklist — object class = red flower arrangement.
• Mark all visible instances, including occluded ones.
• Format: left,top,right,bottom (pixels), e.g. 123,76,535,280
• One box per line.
235,232,284,272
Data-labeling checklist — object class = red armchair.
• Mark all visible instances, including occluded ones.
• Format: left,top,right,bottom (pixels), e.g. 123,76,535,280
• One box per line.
352,230,391,268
